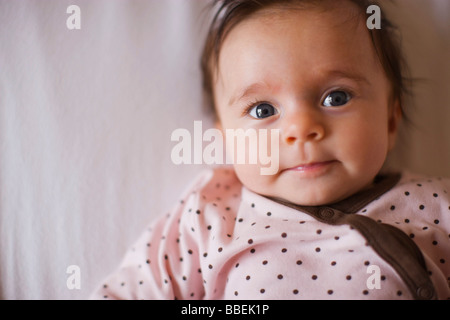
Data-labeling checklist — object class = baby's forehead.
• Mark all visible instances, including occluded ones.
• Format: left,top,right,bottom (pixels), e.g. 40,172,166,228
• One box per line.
246,1,365,25
234,1,367,37
217,3,371,66
216,6,377,79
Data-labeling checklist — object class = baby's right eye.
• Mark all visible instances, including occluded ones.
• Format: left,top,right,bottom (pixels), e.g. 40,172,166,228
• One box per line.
248,103,278,119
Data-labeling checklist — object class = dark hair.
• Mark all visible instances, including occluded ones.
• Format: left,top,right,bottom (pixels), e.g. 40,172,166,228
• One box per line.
200,0,411,120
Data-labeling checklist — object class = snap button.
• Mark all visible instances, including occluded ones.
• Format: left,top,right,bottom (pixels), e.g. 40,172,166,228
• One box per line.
416,285,435,300
318,208,335,220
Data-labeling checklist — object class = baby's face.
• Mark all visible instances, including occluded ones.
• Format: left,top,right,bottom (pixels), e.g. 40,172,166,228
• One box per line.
214,4,401,206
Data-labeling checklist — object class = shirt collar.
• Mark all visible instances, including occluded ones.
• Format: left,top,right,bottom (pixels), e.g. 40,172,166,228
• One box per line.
267,172,402,215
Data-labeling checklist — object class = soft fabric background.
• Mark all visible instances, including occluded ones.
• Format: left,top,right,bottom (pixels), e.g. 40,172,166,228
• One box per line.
0,0,448,299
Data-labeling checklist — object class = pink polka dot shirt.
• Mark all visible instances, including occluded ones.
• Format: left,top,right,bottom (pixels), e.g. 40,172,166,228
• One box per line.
91,167,450,300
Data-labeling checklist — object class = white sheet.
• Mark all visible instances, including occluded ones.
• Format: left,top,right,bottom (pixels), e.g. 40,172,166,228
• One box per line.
0,0,448,299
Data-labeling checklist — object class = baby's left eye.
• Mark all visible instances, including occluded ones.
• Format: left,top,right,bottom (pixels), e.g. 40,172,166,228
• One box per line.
322,91,351,107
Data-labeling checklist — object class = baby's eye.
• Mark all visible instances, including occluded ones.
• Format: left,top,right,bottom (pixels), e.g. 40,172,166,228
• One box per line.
322,91,351,107
248,103,278,119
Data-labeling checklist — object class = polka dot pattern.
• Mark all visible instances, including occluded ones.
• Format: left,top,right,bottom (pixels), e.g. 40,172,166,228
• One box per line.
91,168,450,300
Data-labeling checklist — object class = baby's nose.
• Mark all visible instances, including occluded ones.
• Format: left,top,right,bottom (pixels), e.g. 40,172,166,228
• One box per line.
282,110,325,145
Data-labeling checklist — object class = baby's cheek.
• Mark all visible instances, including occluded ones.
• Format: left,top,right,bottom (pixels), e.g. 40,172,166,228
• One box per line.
224,132,279,187
342,128,389,176
232,163,275,193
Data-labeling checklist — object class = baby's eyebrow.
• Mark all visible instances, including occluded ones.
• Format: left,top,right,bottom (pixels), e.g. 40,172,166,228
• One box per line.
325,70,371,86
228,82,269,106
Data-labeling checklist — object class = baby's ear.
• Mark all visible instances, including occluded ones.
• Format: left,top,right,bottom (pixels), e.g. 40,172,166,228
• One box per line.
388,99,402,151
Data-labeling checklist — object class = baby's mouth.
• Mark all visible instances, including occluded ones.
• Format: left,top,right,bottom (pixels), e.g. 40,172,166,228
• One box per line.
283,160,338,174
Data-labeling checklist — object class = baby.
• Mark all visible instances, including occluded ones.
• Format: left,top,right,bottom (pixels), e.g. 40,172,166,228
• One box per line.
91,0,450,300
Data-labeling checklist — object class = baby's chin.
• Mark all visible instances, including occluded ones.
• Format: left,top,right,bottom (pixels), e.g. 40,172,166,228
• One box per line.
242,180,347,207
233,164,374,207
242,176,364,207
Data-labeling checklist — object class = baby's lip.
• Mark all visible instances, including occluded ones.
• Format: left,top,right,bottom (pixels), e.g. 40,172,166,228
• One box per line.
283,160,338,172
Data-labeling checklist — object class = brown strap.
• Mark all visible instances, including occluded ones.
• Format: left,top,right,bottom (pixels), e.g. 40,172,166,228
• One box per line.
268,173,437,300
